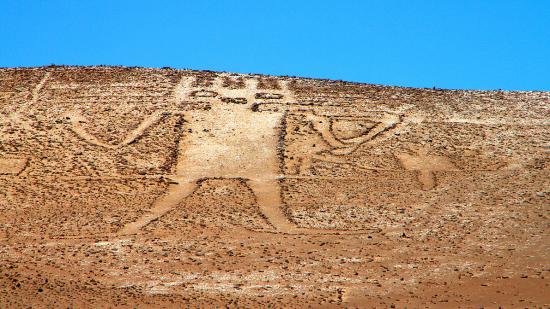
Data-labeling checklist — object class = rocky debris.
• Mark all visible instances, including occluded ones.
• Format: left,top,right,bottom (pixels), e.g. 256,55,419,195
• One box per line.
0,66,548,307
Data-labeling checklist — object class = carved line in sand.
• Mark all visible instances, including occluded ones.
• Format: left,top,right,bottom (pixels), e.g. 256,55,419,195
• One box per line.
0,72,46,177
56,75,415,235
118,75,375,236
298,112,404,174
5,71,51,130
287,111,426,183
64,110,185,149
300,116,526,190
395,146,458,190
393,145,538,189
7,73,527,235
119,177,377,236
63,74,286,149
174,74,297,106
4,72,542,238
53,75,513,233
292,112,496,190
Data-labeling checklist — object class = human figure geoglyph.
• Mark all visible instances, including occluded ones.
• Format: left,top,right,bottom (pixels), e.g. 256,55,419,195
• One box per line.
60,74,404,235
116,74,407,235
119,75,298,234
5,69,544,238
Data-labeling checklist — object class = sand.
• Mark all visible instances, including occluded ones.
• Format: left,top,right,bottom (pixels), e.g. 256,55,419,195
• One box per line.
0,66,548,307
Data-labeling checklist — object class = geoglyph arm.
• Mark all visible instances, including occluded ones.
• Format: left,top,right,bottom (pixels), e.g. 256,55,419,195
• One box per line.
307,112,402,156
64,110,183,149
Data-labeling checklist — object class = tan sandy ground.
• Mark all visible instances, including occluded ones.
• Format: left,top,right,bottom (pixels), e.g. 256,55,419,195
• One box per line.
0,66,549,307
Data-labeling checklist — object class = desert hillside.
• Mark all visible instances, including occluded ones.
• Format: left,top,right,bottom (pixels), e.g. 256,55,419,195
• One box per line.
0,66,549,307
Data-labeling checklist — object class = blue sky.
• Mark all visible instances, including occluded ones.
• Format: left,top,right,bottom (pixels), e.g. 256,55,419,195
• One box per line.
1,0,549,90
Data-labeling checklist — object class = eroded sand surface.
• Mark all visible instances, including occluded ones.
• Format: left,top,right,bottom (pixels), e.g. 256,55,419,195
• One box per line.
0,66,549,307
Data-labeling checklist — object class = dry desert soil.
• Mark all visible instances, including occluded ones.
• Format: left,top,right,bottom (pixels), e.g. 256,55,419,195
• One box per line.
0,66,549,307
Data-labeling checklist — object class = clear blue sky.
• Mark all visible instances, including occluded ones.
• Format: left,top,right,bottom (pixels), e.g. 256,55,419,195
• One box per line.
1,0,549,90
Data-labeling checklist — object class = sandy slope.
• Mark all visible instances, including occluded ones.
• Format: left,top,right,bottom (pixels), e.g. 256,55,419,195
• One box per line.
0,66,548,307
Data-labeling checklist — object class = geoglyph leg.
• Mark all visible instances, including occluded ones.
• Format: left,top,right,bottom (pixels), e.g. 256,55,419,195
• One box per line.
118,180,197,235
